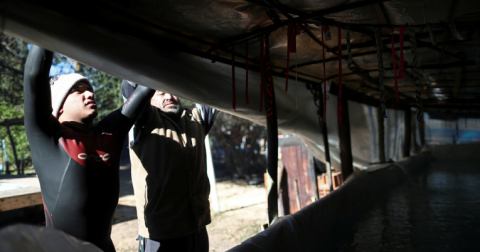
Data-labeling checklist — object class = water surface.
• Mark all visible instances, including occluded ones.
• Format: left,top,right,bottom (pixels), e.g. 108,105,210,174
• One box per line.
337,161,480,252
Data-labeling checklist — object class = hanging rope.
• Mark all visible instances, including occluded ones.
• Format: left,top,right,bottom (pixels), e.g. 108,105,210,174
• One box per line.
391,28,399,102
375,27,387,118
337,23,343,124
245,40,249,104
407,26,423,122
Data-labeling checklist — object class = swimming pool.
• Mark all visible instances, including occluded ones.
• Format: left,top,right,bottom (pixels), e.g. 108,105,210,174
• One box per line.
336,161,480,251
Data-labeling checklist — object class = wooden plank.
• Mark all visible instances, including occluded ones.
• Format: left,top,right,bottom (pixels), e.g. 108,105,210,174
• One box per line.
317,175,330,199
0,192,42,212
0,175,42,211
281,145,317,214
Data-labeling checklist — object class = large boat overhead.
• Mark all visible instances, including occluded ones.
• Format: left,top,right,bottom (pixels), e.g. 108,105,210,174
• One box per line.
1,1,479,251
3,0,479,168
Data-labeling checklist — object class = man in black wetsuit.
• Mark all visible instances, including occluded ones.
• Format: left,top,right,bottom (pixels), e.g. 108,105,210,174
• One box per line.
122,83,218,252
23,45,154,252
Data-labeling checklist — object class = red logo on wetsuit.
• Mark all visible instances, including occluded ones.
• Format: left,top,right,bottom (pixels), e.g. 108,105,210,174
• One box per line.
60,127,116,169
77,153,111,162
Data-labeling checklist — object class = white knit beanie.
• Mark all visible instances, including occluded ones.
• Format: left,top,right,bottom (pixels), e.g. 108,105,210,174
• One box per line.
49,73,93,118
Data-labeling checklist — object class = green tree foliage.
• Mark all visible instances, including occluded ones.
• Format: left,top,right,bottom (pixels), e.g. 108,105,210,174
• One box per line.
209,112,266,179
0,35,30,172
0,102,30,167
179,98,267,179
0,34,28,105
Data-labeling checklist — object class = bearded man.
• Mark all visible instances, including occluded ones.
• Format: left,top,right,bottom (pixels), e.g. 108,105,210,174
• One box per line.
122,82,218,252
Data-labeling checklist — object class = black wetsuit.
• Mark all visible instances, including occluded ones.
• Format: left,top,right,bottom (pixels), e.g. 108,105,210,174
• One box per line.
24,45,154,252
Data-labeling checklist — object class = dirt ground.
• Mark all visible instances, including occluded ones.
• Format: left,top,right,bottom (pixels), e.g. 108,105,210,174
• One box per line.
111,166,267,252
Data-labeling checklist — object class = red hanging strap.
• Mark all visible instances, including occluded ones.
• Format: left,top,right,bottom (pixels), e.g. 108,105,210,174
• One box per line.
397,26,405,79
322,24,327,123
259,34,264,112
232,45,236,111
245,40,249,104
391,28,399,102
337,23,343,124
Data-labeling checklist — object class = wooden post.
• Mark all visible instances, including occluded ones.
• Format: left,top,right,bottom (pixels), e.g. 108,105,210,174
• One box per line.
338,94,353,180
318,83,333,192
377,106,386,163
5,122,20,175
278,168,289,216
205,136,220,213
403,108,411,157
264,35,278,224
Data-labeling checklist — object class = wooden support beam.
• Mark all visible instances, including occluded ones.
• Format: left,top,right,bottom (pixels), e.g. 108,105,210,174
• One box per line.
403,109,412,157
278,168,289,216
208,0,390,52
0,192,43,212
318,83,333,192
0,176,42,211
264,36,278,224
329,84,410,110
338,93,353,180
349,65,411,101
331,36,464,60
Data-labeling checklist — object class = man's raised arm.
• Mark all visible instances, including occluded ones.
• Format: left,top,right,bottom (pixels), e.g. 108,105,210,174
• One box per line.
120,80,154,121
23,45,54,136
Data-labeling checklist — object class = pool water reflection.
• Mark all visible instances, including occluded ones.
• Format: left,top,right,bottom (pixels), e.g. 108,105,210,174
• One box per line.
337,161,480,251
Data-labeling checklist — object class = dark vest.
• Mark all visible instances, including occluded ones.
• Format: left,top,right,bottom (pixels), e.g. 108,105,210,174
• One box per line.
130,106,211,240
